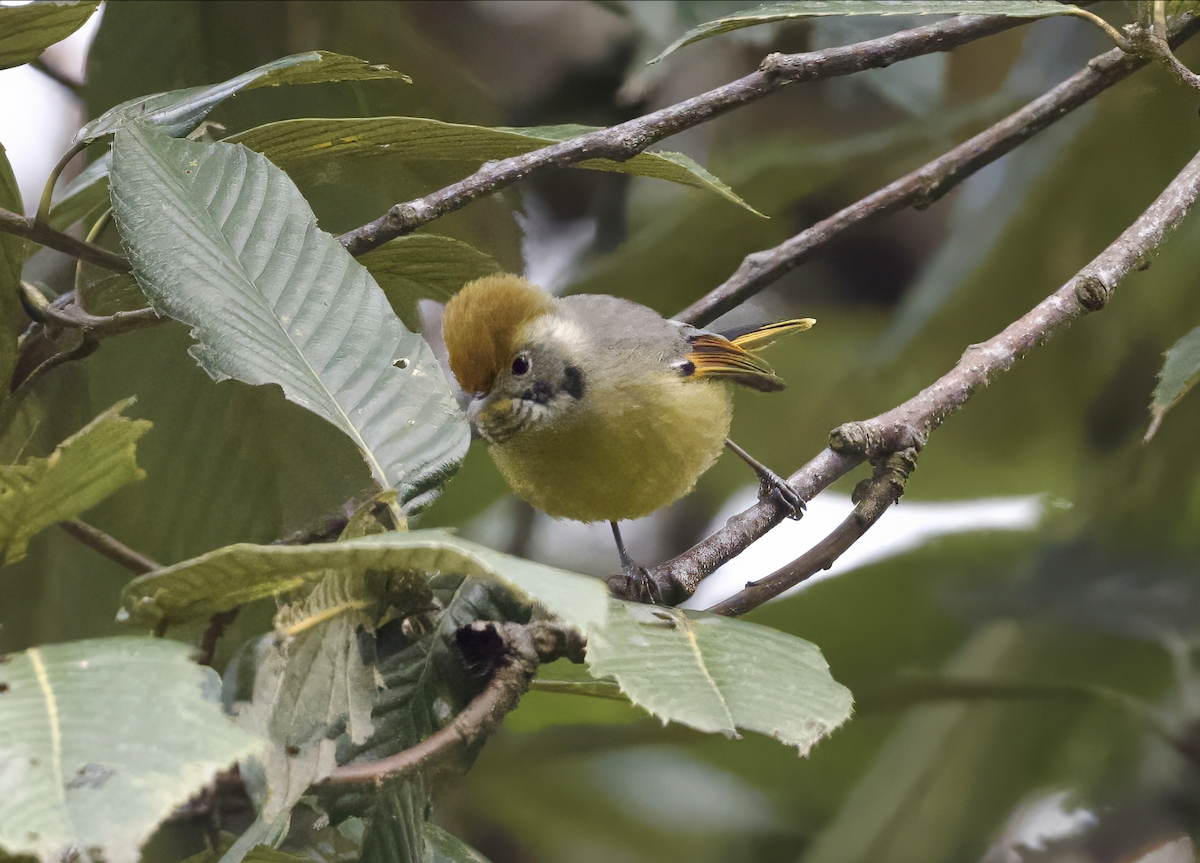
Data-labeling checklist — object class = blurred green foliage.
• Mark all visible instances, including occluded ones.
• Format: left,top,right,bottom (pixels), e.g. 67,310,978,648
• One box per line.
4,1,1200,861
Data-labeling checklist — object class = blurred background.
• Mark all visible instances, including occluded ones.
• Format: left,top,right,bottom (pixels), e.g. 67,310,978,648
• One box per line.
4,1,1200,860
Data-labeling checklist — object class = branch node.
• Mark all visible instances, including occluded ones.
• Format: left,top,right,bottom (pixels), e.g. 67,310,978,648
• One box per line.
1073,274,1111,311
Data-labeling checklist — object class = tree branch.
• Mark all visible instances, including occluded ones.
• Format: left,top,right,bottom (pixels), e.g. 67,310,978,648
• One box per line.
337,13,1032,257
59,519,159,574
707,450,917,616
632,140,1200,609
20,280,161,338
677,14,1200,327
322,620,585,785
0,206,130,273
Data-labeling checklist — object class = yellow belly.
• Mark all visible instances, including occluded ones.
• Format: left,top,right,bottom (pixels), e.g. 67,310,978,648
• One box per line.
489,377,732,522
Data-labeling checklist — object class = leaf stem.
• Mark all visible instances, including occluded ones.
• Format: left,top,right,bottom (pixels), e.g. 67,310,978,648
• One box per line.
59,519,159,574
36,141,87,226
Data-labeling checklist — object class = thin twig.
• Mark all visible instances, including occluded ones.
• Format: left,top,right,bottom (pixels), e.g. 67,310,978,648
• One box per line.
677,14,1200,327
196,608,240,668
337,13,1032,257
59,519,159,574
30,58,84,96
707,450,916,616
323,620,584,785
635,141,1200,609
20,281,161,337
0,206,130,273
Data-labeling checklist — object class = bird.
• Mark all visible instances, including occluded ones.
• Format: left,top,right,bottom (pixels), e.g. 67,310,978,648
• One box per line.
441,273,813,599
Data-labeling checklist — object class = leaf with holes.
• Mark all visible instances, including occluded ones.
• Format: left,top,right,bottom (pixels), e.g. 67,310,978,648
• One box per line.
650,1,1090,64
229,117,763,216
0,399,150,564
78,51,409,142
0,0,99,70
109,122,468,512
586,600,853,753
1146,324,1200,441
0,637,260,863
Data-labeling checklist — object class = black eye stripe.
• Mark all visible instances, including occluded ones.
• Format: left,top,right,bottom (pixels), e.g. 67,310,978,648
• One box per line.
563,365,585,399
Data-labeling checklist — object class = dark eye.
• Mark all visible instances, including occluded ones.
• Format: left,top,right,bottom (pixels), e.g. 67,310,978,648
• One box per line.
511,355,530,376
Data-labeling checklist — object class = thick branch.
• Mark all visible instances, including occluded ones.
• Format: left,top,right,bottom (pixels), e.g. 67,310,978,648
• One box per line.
677,15,1200,327
0,207,130,273
337,13,1030,257
644,142,1200,610
323,620,584,785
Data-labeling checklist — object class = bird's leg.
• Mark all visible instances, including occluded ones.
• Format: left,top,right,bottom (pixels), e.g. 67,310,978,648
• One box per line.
725,439,805,520
610,521,661,604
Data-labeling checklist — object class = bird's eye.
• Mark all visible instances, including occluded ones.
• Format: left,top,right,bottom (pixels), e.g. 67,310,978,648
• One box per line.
512,355,530,376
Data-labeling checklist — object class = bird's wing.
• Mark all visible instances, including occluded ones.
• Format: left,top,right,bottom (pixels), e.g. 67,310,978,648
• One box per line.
683,318,814,393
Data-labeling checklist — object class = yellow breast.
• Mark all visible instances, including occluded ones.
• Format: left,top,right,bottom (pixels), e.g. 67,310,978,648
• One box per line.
488,375,732,523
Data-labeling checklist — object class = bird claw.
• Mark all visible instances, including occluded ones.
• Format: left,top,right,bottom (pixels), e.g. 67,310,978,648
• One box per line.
759,472,805,520
621,562,664,604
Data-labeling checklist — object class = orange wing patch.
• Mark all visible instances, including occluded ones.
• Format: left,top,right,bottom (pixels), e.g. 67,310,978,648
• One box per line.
686,318,814,393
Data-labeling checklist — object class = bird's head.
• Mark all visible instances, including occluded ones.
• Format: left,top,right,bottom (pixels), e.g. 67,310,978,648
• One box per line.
443,274,589,443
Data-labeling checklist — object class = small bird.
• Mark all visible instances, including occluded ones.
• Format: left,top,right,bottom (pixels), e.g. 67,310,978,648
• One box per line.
442,274,813,596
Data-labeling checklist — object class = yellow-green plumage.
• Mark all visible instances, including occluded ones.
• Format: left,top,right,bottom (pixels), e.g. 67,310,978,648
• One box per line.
490,375,732,522
442,274,810,524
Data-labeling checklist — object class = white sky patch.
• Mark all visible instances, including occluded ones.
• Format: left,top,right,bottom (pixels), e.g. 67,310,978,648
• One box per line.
684,486,1043,609
980,790,1098,863
0,6,101,212
516,192,596,294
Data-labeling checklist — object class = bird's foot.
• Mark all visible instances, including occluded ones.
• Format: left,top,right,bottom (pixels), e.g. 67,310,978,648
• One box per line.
621,561,663,604
758,470,806,520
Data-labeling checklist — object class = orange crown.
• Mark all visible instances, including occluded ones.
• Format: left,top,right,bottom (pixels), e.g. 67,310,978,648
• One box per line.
443,274,555,395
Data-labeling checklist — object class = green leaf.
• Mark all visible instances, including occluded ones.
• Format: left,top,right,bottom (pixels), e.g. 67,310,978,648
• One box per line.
343,575,529,765
586,600,853,753
46,151,111,232
359,779,426,863
359,236,502,332
78,51,410,142
229,117,763,216
424,824,494,863
120,530,609,633
1146,324,1200,441
650,1,1089,64
0,1,99,70
0,399,150,564
0,637,260,863
0,142,25,401
109,123,468,510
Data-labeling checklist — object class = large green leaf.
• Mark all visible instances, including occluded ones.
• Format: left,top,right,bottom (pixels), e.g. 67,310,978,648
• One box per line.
0,0,99,70
108,122,468,511
650,1,1090,64
229,117,763,216
0,399,150,564
78,51,409,142
1146,324,1200,441
119,530,609,633
359,235,502,332
0,637,260,863
0,142,24,400
586,600,853,752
